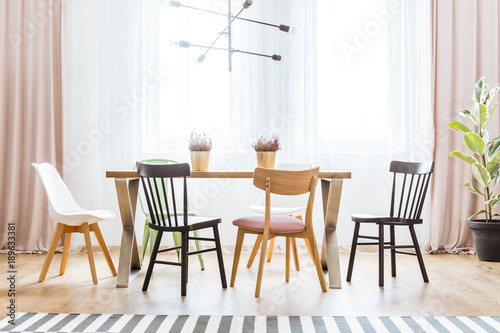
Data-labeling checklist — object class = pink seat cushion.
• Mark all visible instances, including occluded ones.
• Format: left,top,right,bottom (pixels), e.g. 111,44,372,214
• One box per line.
233,215,306,233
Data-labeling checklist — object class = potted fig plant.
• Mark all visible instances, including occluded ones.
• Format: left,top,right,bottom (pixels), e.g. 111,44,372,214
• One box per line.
189,130,212,171
252,135,281,168
448,76,500,261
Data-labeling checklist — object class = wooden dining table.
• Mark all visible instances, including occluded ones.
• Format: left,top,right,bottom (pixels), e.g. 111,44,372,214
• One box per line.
106,170,351,289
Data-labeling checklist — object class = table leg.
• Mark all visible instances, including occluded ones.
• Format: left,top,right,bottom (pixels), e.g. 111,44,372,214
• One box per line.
320,179,343,289
115,178,141,288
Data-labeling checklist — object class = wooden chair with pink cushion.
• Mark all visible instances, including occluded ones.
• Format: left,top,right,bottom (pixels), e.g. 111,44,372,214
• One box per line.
247,162,315,271
230,167,327,297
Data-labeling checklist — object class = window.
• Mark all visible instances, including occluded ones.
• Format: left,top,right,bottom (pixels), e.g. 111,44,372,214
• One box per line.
315,0,403,152
146,0,232,153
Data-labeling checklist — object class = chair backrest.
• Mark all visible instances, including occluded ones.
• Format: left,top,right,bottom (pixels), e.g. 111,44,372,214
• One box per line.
253,167,320,228
32,163,82,218
254,162,313,208
134,159,178,217
389,161,435,219
136,162,190,227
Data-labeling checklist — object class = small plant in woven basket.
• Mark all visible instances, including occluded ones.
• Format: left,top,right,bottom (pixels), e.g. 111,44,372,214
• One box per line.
252,135,281,168
251,135,281,152
189,130,212,151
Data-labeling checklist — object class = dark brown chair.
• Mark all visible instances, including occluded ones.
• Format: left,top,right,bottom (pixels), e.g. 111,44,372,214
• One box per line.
346,161,434,287
137,162,226,296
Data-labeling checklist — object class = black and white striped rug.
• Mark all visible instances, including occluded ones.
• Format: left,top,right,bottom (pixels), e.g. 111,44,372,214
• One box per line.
1,313,500,332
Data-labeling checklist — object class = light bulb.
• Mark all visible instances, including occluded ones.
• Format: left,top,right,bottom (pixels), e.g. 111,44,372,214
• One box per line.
290,27,299,36
171,39,190,48
166,0,181,7
242,0,253,9
197,54,206,64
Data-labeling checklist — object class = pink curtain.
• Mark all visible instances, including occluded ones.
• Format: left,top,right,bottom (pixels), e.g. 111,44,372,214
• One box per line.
430,0,500,253
0,0,63,251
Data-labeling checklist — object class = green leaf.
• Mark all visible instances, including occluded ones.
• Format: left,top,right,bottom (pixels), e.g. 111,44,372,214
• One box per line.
490,199,500,208
478,103,489,127
464,182,483,196
474,77,487,103
487,161,499,174
459,109,472,119
492,164,500,189
488,150,500,169
482,129,489,143
469,209,487,220
463,132,485,155
488,140,500,160
470,104,480,127
485,87,500,106
489,102,498,117
449,151,478,164
449,121,473,133
486,194,500,203
472,163,491,187
484,103,498,128
448,121,472,133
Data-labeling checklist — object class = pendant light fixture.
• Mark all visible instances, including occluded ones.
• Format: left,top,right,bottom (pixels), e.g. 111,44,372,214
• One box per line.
164,0,294,71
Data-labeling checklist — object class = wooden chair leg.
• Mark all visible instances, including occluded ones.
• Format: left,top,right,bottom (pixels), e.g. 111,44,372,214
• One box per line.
310,232,328,292
378,223,384,287
266,238,276,262
247,235,262,268
181,231,188,296
140,221,150,265
60,233,71,275
230,229,245,287
39,223,65,282
255,232,270,297
173,231,182,262
409,225,429,282
142,231,163,291
307,232,327,292
291,237,300,271
91,223,117,276
390,225,396,277
213,226,227,288
304,238,315,263
82,223,97,284
346,222,360,282
285,237,290,282
193,230,205,270
149,228,158,260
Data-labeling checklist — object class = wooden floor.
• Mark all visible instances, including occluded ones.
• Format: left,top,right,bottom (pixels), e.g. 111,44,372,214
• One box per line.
2,248,500,320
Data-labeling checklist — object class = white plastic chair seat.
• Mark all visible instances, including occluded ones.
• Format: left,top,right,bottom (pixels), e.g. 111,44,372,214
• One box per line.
249,205,303,216
52,209,115,226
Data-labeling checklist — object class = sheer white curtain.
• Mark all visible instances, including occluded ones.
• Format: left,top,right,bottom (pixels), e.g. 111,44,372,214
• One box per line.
63,0,433,249
63,0,146,249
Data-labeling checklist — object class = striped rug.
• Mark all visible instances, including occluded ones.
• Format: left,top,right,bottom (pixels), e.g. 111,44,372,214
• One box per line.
1,313,499,332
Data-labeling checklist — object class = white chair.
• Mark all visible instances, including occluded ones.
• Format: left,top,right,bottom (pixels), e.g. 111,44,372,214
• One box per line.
247,162,315,270
32,163,117,284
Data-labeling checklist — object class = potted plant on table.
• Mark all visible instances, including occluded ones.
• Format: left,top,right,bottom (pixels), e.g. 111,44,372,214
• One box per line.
189,130,212,171
448,76,500,261
252,135,281,168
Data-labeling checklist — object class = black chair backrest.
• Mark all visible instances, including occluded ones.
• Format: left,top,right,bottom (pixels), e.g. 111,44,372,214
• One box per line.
389,161,434,219
136,162,191,227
